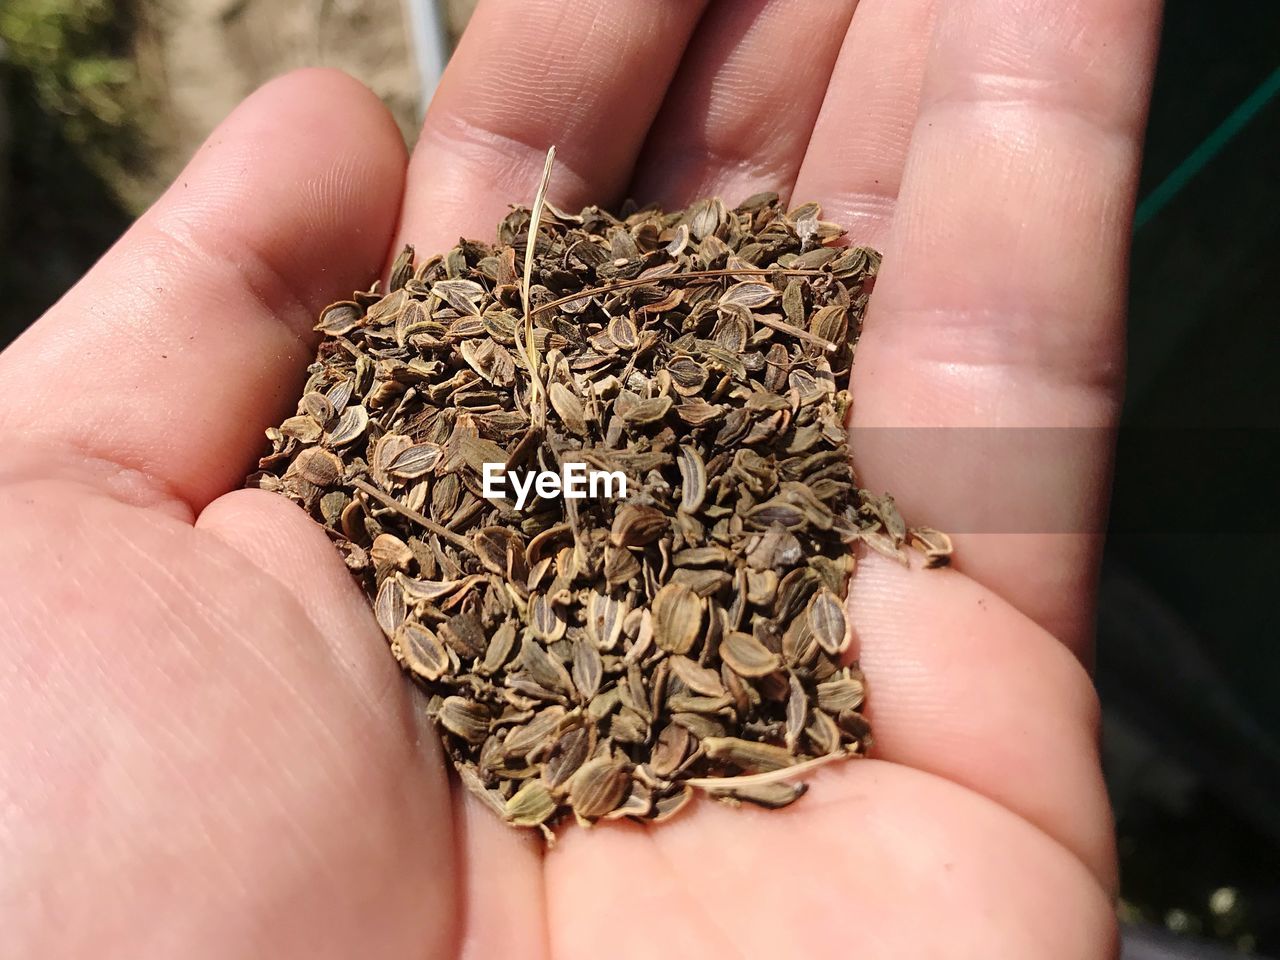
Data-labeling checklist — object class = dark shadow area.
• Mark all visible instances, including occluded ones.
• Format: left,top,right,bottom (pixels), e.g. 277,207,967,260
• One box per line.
1104,0,1280,952
0,38,137,346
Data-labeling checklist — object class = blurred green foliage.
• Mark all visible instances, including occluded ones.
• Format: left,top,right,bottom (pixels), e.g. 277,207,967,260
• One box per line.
0,0,151,205
0,0,138,337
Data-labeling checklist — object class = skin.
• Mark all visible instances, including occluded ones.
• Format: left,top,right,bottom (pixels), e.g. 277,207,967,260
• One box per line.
0,0,1162,956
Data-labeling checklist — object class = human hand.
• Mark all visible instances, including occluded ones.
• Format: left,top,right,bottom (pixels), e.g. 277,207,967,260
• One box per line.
0,0,1160,956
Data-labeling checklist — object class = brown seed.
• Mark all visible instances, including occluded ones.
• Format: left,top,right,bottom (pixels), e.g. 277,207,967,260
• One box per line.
571,638,603,700
816,675,865,713
528,593,567,643
651,582,703,655
702,737,796,773
709,781,808,810
650,723,691,778
431,278,486,315
291,446,343,486
439,613,487,659
585,591,626,651
620,395,673,425
504,780,556,826
785,672,808,751
806,708,842,756
438,697,490,744
669,655,727,698
521,638,574,697
610,708,649,744
807,588,849,656
280,415,322,443
910,526,954,567
676,445,707,514
542,726,593,789
374,576,407,637
609,503,668,547
720,631,781,678
327,404,369,446
608,314,639,350
718,281,777,309
396,621,449,681
315,300,362,334
548,382,588,436
569,757,631,819
386,443,443,479
371,533,414,572
502,706,566,759
480,621,517,674
652,786,694,822
473,526,524,577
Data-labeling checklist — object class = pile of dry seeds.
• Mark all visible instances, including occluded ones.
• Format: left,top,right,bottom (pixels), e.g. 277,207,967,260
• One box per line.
250,189,950,836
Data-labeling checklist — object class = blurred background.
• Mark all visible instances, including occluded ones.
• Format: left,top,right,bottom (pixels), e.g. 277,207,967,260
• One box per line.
1,1,1276,955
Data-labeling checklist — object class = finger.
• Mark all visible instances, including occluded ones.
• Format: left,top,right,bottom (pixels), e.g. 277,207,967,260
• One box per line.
1,480,455,957
396,0,710,253
451,789,547,960
846,0,1162,649
791,0,939,247
195,489,409,706
629,0,858,208
550,762,1114,959
204,492,550,960
848,554,1113,887
0,69,406,513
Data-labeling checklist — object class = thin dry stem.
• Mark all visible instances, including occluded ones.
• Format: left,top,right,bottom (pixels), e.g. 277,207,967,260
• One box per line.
751,312,838,352
681,751,853,790
350,478,476,554
520,146,557,423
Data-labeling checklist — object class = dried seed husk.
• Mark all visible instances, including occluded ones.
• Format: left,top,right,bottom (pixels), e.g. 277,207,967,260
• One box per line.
395,621,450,681
816,675,865,713
290,446,343,486
569,757,631,820
702,737,796,773
610,503,668,547
438,697,490,744
910,526,954,567
651,582,703,655
571,638,604,700
502,706,566,759
542,726,593,789
505,780,556,826
720,631,782,678
374,576,407,637
807,587,849,656
709,780,808,809
669,656,726,698
676,445,707,514
650,722,691,778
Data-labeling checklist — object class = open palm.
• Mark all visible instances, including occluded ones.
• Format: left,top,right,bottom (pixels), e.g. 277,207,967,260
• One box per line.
0,0,1161,956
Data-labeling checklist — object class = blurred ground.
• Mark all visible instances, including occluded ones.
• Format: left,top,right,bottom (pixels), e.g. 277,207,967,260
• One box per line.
0,0,433,336
0,0,1277,953
149,0,422,181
